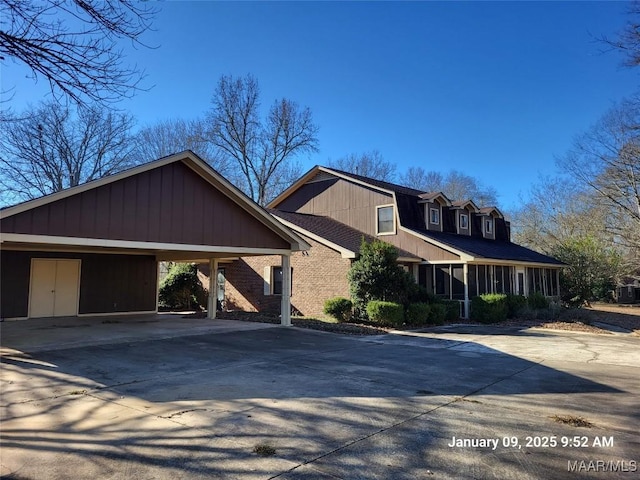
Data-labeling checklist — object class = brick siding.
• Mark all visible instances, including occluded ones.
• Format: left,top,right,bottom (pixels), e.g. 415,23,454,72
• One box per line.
222,236,352,317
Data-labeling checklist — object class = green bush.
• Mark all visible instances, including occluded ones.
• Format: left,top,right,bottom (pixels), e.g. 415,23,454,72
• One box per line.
366,301,404,327
428,303,447,325
528,291,550,310
159,262,207,311
348,239,417,314
471,294,508,324
323,297,353,322
406,303,431,326
441,300,460,321
505,294,528,318
408,285,439,304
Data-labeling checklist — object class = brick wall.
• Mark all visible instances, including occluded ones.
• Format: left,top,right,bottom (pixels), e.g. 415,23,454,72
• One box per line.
222,236,352,317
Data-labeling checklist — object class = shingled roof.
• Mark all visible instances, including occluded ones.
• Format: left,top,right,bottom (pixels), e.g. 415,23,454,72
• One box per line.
408,228,564,265
271,210,421,261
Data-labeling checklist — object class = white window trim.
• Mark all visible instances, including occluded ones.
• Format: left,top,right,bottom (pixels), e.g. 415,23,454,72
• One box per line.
264,265,293,296
376,204,396,235
484,217,494,235
429,207,440,225
459,212,469,231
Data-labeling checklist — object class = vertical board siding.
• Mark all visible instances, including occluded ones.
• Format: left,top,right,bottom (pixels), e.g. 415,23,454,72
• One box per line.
0,251,157,318
0,251,31,318
1,161,289,250
277,177,459,262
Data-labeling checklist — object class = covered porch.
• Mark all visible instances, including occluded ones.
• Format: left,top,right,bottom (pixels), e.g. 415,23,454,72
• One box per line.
416,261,563,319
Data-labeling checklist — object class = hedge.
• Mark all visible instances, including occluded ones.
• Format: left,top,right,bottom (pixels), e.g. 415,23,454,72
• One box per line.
505,294,527,318
471,294,508,324
428,303,447,325
406,303,431,326
366,301,404,327
528,291,550,310
323,297,353,323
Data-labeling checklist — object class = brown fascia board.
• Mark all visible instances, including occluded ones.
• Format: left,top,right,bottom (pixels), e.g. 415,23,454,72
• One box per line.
478,206,504,218
418,192,452,206
268,165,401,209
450,200,480,212
267,165,323,209
1,150,310,252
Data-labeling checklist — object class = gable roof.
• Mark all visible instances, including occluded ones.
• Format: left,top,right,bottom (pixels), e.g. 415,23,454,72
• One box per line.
271,210,420,261
1,151,310,253
269,165,562,267
451,200,480,212
269,165,425,208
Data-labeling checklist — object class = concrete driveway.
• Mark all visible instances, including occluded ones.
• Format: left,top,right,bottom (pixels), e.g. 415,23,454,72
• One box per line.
1,316,639,479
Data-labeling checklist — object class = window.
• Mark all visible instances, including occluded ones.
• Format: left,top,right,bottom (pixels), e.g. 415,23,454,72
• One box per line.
485,218,493,235
273,267,284,295
430,207,440,225
376,205,395,234
264,266,293,295
459,213,469,230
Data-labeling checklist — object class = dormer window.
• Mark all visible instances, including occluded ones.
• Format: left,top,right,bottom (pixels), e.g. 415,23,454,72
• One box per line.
459,213,469,230
376,205,395,235
485,218,494,235
430,207,440,225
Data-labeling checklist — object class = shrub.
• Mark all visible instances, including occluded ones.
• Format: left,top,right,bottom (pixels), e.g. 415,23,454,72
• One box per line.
441,300,461,321
323,297,353,323
471,294,508,324
528,291,550,310
406,303,431,326
159,262,207,311
428,303,447,325
366,301,404,327
408,285,438,304
505,294,528,318
348,239,417,314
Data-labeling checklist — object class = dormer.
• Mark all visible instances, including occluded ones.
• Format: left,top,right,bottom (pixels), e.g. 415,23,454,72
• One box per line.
450,200,480,236
477,207,504,240
418,192,451,232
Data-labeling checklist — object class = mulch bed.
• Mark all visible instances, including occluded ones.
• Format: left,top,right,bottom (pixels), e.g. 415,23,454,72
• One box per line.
215,309,639,336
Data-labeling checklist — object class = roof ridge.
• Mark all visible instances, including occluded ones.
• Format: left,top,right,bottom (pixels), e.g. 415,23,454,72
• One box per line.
321,166,425,196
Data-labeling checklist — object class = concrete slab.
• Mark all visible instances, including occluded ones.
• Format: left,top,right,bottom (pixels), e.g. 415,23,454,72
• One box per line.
1,319,638,479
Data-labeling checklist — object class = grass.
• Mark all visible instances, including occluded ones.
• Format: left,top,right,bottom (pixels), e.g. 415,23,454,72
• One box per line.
551,414,594,428
253,443,277,456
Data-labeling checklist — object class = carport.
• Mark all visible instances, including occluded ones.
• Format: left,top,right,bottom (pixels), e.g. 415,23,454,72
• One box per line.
0,151,309,325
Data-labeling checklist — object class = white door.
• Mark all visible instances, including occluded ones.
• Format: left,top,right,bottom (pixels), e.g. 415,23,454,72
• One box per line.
515,268,526,296
30,259,81,318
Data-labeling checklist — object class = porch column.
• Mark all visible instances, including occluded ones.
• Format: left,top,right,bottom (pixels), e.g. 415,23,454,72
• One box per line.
556,269,561,297
280,254,292,326
208,258,219,319
463,263,470,319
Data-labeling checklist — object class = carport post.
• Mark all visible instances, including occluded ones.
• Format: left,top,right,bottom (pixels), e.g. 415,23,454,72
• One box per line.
463,263,470,319
208,258,219,319
280,254,291,326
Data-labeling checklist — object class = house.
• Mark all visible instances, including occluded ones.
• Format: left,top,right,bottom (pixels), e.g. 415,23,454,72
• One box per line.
0,151,309,325
617,277,640,304
220,166,564,319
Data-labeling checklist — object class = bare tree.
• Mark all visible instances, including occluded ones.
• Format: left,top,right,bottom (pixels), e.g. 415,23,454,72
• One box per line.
135,118,235,175
327,150,396,181
400,167,499,206
0,100,136,204
601,1,640,67
558,96,640,252
0,0,156,106
207,74,319,206
509,177,610,250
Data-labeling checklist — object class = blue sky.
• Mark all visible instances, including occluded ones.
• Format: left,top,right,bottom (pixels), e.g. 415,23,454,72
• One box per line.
3,1,638,209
